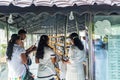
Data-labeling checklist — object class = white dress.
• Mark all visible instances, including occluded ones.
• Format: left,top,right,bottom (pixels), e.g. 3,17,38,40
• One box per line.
95,48,107,80
66,46,85,80
37,47,56,80
59,60,67,80
8,44,26,79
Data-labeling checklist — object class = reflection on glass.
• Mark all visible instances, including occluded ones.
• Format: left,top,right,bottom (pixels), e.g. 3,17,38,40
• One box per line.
94,16,120,80
94,39,107,80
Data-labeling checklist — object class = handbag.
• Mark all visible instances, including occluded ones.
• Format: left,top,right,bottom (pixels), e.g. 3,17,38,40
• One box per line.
24,65,34,80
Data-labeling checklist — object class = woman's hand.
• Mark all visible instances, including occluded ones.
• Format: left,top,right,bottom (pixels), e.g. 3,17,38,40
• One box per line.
21,53,27,64
32,46,37,51
29,45,35,51
26,45,37,55
63,60,71,64
35,58,39,64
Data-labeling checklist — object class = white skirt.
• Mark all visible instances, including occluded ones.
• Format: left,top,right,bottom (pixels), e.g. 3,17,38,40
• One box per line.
66,64,85,80
37,64,56,80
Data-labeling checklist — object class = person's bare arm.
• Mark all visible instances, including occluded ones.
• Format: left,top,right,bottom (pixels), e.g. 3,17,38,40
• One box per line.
26,45,37,55
35,58,39,64
51,57,56,64
26,45,34,52
21,53,27,64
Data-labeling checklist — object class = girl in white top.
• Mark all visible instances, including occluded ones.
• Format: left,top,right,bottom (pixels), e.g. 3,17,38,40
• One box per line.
6,34,27,80
35,35,56,80
66,33,85,80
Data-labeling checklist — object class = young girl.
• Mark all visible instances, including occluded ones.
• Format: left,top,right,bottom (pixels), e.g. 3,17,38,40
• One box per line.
6,34,27,80
35,35,56,80
66,33,85,80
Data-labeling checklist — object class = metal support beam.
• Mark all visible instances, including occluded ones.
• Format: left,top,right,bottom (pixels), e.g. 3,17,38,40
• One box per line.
75,15,79,36
6,18,9,44
64,16,68,55
88,13,94,80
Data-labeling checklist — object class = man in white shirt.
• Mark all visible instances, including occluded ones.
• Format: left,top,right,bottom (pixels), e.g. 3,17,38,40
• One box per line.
18,29,36,65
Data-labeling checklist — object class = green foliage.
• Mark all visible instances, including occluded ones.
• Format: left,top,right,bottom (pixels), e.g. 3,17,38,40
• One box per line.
1,44,6,49
0,44,7,57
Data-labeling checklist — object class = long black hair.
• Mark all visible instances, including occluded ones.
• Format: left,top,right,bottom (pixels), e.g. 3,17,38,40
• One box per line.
6,34,20,60
36,35,50,59
69,33,84,50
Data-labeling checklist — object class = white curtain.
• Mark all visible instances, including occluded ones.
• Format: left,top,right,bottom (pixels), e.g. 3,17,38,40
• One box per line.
0,0,120,7
12,0,33,7
0,0,12,6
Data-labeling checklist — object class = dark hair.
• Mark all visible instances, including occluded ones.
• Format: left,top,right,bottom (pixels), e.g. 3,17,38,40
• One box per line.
6,34,20,60
69,33,84,50
11,34,18,40
36,35,50,59
18,29,27,35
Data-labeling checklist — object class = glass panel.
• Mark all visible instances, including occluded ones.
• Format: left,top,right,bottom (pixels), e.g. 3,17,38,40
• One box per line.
93,16,120,80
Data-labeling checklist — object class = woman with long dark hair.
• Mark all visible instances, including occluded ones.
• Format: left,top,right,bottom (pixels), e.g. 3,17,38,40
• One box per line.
35,35,56,80
66,33,85,80
6,34,27,80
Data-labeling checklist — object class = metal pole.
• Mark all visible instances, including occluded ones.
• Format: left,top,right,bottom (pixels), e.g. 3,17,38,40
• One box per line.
6,18,9,44
31,34,33,45
64,16,68,55
55,18,58,54
55,21,58,44
31,34,34,57
75,15,79,36
49,26,50,36
85,13,89,80
50,27,52,45
88,13,94,80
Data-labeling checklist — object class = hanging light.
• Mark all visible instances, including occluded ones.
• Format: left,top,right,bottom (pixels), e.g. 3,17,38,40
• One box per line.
69,11,74,20
8,14,14,24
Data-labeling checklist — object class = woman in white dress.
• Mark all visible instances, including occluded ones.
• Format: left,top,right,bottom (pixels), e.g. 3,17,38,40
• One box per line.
66,33,85,80
6,34,27,80
94,39,107,80
35,35,56,80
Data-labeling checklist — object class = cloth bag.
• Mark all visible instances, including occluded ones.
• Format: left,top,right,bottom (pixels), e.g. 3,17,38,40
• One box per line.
27,55,32,66
24,65,34,80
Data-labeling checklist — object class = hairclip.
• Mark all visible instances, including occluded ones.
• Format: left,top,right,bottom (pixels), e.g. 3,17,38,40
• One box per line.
73,36,78,39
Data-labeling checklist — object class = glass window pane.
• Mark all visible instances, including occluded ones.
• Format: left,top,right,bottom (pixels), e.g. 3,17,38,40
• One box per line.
93,16,120,80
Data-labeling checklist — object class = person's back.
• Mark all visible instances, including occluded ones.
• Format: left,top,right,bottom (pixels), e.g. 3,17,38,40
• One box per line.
35,35,56,80
66,45,85,80
39,47,55,64
37,47,56,78
66,33,85,80
68,45,85,64
8,44,26,78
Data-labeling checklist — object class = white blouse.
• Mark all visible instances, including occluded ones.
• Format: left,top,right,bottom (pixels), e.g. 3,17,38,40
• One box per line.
66,45,85,80
37,47,56,79
8,44,26,78
68,46,86,64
